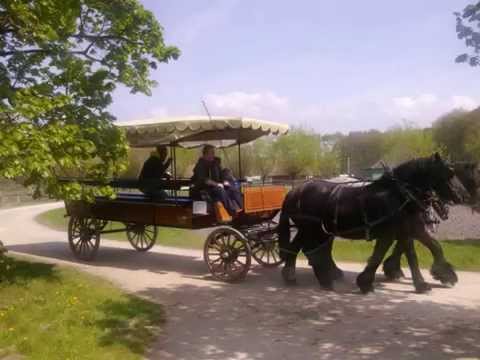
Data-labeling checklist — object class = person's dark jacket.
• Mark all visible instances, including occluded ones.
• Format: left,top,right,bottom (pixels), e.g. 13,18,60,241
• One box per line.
139,155,171,181
191,157,222,189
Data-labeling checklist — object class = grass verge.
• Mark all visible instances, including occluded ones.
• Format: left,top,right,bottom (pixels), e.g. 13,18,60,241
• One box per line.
36,207,204,249
0,254,164,359
37,208,480,271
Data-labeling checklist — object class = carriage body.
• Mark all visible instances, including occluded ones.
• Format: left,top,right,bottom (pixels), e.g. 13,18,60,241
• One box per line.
64,116,289,281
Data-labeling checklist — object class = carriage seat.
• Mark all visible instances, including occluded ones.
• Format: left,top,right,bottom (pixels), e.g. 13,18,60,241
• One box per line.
115,192,193,205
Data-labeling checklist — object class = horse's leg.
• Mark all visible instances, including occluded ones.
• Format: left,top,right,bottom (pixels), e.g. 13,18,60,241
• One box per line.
382,241,406,280
324,236,344,280
415,225,458,287
400,235,432,293
356,237,394,293
302,228,335,290
280,228,302,285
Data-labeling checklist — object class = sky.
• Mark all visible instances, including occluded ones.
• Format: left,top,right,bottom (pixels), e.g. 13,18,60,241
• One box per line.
111,0,479,134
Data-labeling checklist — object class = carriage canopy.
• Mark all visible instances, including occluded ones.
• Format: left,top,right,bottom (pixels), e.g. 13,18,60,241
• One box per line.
117,116,289,148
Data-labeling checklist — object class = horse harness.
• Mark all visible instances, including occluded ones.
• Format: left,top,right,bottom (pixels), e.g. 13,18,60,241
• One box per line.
288,177,444,242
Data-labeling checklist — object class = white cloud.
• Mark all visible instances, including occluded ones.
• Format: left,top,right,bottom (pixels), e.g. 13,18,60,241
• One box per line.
451,95,478,111
392,93,438,109
393,96,416,109
204,91,289,118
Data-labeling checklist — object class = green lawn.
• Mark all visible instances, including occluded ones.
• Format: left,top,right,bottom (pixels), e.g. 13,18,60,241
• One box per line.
36,207,205,249
0,255,164,359
331,239,480,272
37,208,480,272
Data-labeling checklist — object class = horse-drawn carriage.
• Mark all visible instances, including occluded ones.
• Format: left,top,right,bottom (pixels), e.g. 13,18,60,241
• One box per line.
63,116,289,282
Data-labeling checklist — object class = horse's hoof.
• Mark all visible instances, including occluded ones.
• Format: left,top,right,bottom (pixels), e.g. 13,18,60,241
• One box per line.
442,281,455,289
383,257,404,281
384,268,405,281
431,262,458,285
359,285,374,294
356,272,375,293
319,283,334,291
415,282,432,294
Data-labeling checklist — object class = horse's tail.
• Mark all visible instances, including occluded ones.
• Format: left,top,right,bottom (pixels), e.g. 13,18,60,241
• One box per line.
278,190,294,261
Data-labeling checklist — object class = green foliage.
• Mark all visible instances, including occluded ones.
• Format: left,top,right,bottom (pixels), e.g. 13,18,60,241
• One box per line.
455,2,480,67
383,125,442,165
314,147,340,178
432,109,480,161
337,130,385,173
0,0,179,200
251,138,277,181
219,144,256,178
121,148,151,178
175,147,200,178
273,128,320,179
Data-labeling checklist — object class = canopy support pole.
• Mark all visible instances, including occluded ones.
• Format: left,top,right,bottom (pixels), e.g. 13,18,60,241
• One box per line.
237,142,242,179
171,145,178,203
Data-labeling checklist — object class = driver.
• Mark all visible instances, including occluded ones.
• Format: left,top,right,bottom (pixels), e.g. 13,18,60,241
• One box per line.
138,145,172,200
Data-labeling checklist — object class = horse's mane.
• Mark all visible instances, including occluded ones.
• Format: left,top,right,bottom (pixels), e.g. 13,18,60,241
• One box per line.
387,156,433,181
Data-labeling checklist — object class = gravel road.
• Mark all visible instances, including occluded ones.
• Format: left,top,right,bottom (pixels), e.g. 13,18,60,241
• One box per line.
1,203,479,360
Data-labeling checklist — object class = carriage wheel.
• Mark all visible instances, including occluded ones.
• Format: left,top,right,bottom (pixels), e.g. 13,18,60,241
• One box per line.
204,227,252,282
68,217,101,261
251,222,284,267
126,223,157,252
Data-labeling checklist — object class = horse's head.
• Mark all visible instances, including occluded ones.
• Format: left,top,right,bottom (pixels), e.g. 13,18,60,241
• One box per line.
429,153,470,204
454,161,480,209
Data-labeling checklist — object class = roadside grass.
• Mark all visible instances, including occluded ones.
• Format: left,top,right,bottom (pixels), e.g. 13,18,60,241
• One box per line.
331,239,480,272
0,255,164,360
35,207,205,249
37,208,480,272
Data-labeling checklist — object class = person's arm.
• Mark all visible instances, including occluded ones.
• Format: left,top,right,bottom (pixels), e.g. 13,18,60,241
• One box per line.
160,157,172,177
194,161,221,187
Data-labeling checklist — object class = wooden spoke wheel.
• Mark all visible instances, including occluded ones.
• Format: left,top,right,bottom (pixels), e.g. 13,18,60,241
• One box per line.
204,227,252,282
126,223,157,252
68,217,101,261
250,222,284,267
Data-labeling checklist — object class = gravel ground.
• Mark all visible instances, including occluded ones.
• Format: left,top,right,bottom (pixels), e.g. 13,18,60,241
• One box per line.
436,205,480,240
1,203,480,360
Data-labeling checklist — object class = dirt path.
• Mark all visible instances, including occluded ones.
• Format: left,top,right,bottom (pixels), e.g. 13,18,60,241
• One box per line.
1,203,479,360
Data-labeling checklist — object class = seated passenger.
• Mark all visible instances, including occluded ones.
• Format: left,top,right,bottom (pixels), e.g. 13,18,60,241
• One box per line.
220,165,243,213
138,145,172,200
191,145,242,218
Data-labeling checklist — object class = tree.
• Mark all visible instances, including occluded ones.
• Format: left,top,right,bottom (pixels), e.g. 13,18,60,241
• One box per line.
0,0,179,200
383,125,442,165
432,109,476,161
337,130,385,174
221,145,256,178
313,148,340,178
175,148,198,178
455,2,480,67
251,138,277,182
273,128,319,179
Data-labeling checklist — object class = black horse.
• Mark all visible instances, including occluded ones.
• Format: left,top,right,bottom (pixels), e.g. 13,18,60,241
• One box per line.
278,153,470,293
381,161,480,284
